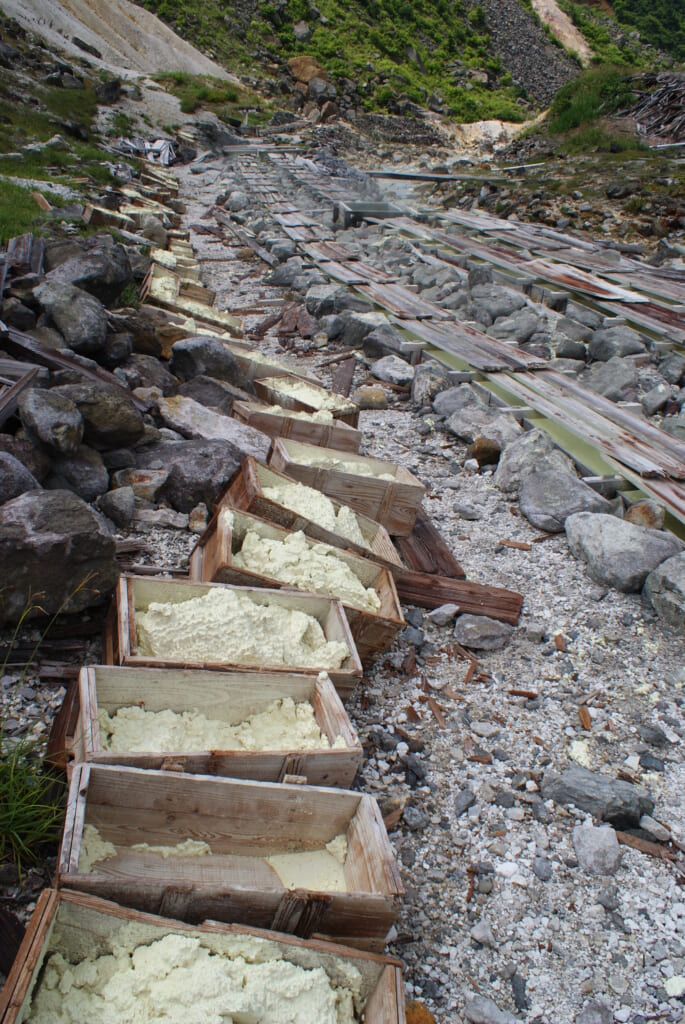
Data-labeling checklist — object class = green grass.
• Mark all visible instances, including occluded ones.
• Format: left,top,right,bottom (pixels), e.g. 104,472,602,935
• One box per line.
549,66,637,133
0,733,65,879
154,72,270,122
612,0,685,62
0,180,56,245
557,0,664,66
558,125,647,155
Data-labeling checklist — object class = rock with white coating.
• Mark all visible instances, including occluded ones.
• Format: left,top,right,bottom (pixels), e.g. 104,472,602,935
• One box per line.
572,824,621,875
470,920,497,948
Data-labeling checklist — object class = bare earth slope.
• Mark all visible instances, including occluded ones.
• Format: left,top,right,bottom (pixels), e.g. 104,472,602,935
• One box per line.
0,0,230,78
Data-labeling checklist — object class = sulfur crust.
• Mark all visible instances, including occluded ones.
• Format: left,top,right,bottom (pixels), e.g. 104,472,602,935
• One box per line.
260,377,356,415
97,695,346,753
25,932,360,1024
78,824,117,873
295,451,395,481
232,526,381,613
135,587,350,669
247,401,335,424
261,480,368,549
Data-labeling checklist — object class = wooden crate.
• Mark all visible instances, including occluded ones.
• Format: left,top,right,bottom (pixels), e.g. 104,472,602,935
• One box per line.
225,343,320,385
190,509,403,665
270,438,426,538
0,890,405,1023
254,373,360,428
221,457,404,576
58,765,404,951
232,399,363,453
104,576,362,699
68,665,362,786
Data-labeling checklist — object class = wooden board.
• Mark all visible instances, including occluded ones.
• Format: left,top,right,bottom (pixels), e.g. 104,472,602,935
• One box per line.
0,890,405,1023
104,576,363,698
190,508,404,666
269,438,426,538
395,509,466,579
68,665,362,787
397,571,523,624
221,457,404,575
232,399,362,453
254,374,360,428
58,765,403,950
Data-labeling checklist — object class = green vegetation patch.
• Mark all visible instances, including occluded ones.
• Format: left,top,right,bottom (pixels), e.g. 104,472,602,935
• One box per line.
0,180,57,245
612,0,685,63
153,72,269,123
549,66,637,133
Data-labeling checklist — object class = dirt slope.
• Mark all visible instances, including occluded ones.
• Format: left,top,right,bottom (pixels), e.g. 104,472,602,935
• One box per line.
0,0,230,78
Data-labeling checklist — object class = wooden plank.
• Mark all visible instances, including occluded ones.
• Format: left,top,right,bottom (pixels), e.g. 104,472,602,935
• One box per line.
232,400,362,453
395,509,466,578
331,358,356,397
0,908,24,977
396,571,523,624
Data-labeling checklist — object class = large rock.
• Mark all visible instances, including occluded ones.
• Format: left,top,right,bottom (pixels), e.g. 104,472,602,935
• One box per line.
53,383,145,449
661,411,685,441
34,282,108,356
489,308,542,344
588,326,646,361
121,353,177,395
519,470,612,532
572,824,621,876
157,396,270,457
411,362,451,408
582,356,637,402
469,283,526,321
136,440,252,513
178,376,250,415
438,385,521,456
494,429,574,494
50,446,109,502
305,284,371,318
541,764,654,827
371,355,415,386
338,310,387,347
658,352,685,386
18,388,83,454
45,233,132,305
169,337,254,392
453,614,514,651
0,436,51,482
565,512,682,592
0,453,41,505
0,490,118,625
643,553,685,631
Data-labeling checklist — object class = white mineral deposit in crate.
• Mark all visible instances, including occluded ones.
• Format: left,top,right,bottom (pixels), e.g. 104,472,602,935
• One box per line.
98,695,345,752
135,588,350,669
77,824,117,873
25,932,361,1023
296,452,395,481
266,834,348,893
261,377,356,415
261,480,367,548
232,526,381,612
248,401,335,424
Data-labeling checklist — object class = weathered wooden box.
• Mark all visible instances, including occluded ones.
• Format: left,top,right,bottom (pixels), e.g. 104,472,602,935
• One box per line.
225,342,320,385
232,398,363,453
69,664,362,786
270,438,426,537
0,890,406,1023
58,765,403,951
189,509,404,665
254,373,360,427
104,575,362,698
221,457,403,575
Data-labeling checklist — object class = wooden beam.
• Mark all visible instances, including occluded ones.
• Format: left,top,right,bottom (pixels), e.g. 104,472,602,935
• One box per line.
397,570,522,624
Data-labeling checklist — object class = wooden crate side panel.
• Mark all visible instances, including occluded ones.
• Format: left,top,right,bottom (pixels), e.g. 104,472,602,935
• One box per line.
0,891,58,1024
232,402,362,453
363,966,406,1023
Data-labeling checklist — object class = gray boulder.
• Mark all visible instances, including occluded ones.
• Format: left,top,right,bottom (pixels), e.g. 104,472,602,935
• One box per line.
470,283,526,320
440,386,521,455
0,490,119,625
582,356,637,402
657,352,685,385
565,512,682,592
643,553,685,631
136,440,251,513
464,994,518,1024
45,233,131,304
494,429,575,495
642,382,670,417
121,354,177,395
305,283,371,317
0,436,51,482
411,362,451,408
371,355,414,386
453,614,514,651
50,446,109,502
661,411,685,441
519,470,612,532
34,282,108,356
541,764,654,827
138,214,168,249
18,388,83,454
576,1000,613,1024
362,323,409,359
0,453,41,505
338,310,387,347
97,486,136,528
489,308,542,344
157,396,270,458
53,383,145,449
572,824,621,875
178,376,250,415
588,326,645,361
169,336,254,392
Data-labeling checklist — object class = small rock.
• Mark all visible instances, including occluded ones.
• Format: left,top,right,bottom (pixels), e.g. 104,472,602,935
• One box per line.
494,429,575,494
427,603,460,626
639,752,664,772
532,856,553,881
403,805,429,831
664,976,685,997
625,499,665,530
573,824,622,875
0,453,41,505
97,486,135,528
639,814,670,842
18,388,83,454
371,354,414,386
470,920,497,948
588,326,646,361
454,614,514,651
454,788,476,817
464,993,518,1024
576,999,613,1024
353,385,387,410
